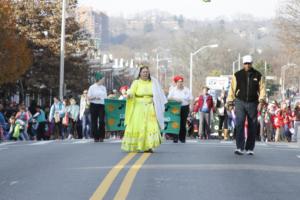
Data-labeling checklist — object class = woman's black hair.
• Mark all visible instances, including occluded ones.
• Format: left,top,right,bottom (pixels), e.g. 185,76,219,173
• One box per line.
136,65,151,80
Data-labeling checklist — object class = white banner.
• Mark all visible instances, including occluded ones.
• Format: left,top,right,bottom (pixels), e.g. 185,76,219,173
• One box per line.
206,76,230,90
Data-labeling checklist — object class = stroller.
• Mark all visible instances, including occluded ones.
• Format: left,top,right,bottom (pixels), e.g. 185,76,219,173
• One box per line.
0,123,8,141
10,119,26,140
187,113,199,139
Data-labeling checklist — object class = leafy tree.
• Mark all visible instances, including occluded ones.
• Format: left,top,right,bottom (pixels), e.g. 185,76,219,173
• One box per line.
12,0,90,96
253,60,271,76
0,0,32,85
253,60,279,98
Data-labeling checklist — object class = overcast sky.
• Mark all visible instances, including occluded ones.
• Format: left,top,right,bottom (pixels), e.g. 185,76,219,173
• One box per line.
78,0,281,20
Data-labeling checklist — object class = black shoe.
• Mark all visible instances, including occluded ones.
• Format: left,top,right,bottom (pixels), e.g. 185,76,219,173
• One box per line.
145,149,153,153
173,140,178,143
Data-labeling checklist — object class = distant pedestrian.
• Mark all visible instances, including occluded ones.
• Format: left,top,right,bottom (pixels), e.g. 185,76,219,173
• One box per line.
293,102,300,142
274,109,283,142
167,75,193,143
49,97,65,139
68,98,80,139
61,98,71,139
216,90,229,140
80,89,91,139
194,86,214,139
4,102,17,120
122,66,167,152
88,72,107,142
33,105,47,140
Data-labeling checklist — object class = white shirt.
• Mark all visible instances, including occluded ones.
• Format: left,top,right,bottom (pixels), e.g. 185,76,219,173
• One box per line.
87,83,107,104
168,87,193,106
79,95,89,119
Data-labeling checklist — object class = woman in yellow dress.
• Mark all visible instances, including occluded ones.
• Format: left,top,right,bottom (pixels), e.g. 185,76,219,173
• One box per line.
122,66,167,152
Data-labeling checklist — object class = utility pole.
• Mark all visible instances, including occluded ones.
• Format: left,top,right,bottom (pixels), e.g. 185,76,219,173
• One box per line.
59,0,66,100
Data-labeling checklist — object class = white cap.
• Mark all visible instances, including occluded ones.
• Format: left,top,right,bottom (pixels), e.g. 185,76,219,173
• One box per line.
242,55,253,64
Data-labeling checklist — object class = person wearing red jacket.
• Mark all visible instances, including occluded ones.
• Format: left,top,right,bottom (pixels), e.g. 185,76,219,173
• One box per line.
274,109,283,142
194,86,214,139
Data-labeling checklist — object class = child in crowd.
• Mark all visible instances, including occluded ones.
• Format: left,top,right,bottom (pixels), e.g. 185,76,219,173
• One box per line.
274,109,283,142
15,104,31,140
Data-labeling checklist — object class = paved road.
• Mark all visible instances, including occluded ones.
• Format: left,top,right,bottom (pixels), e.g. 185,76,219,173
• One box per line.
1,139,300,200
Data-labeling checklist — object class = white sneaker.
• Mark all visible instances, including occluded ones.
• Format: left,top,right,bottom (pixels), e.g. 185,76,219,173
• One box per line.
234,149,244,155
246,150,254,155
67,135,72,140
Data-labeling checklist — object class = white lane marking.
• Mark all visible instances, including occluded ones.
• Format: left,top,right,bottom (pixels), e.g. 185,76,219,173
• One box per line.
186,140,198,143
28,141,53,146
287,145,300,149
9,181,19,186
220,141,233,144
73,140,92,144
71,164,300,173
108,140,122,143
256,143,267,146
0,142,18,146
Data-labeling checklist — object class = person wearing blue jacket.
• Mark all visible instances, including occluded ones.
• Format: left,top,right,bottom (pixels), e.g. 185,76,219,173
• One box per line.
49,97,65,139
33,105,47,140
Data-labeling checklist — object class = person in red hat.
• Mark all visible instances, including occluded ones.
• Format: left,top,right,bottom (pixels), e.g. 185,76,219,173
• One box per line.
168,75,193,143
119,85,129,100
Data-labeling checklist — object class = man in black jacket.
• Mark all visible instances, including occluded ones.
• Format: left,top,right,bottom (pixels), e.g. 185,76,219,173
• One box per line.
226,55,266,155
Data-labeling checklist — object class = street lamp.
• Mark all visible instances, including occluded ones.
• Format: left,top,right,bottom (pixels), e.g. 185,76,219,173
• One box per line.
281,63,297,98
232,59,239,74
156,56,172,81
59,0,66,100
189,44,218,94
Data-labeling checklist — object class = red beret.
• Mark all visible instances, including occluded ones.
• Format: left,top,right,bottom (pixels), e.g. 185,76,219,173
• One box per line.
173,75,184,83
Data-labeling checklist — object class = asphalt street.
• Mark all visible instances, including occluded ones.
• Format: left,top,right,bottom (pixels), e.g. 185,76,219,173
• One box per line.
1,139,300,200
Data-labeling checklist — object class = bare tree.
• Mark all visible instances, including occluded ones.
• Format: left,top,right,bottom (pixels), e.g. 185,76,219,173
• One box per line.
275,0,300,60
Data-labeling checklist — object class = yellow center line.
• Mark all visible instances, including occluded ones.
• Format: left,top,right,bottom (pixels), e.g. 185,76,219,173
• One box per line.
114,153,151,200
90,153,137,200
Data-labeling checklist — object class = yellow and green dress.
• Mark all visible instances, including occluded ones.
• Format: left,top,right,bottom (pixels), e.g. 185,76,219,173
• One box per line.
121,79,162,152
